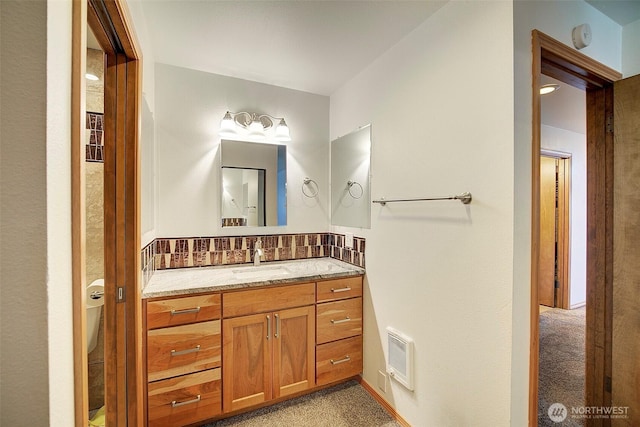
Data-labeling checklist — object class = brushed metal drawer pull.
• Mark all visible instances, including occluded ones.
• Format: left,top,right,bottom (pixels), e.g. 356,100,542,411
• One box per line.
330,287,351,293
331,316,351,324
171,394,201,408
170,307,201,316
170,345,201,356
330,355,351,365
266,315,271,340
274,313,280,338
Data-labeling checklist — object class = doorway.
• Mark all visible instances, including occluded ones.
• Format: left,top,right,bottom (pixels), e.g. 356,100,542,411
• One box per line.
85,25,107,421
538,153,570,309
72,0,143,425
529,30,622,426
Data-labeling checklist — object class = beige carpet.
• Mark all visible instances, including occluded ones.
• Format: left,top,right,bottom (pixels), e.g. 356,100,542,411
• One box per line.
538,307,586,427
205,381,400,427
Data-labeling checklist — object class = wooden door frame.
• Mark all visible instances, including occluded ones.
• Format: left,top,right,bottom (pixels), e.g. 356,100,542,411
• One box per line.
539,151,571,309
72,0,143,425
529,30,621,426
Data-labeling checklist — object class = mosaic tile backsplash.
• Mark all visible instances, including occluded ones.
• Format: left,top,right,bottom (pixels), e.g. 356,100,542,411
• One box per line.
86,112,104,163
141,233,365,287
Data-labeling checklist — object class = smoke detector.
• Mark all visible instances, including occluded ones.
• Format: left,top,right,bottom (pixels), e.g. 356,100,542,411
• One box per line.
572,24,592,50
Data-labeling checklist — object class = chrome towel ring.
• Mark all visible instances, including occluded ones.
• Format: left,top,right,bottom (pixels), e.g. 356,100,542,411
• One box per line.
347,180,363,199
302,177,319,198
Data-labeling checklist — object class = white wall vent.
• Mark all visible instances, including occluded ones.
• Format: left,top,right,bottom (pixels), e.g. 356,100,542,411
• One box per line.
386,326,414,391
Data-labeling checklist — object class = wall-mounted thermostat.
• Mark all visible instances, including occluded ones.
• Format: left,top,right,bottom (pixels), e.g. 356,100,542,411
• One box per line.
572,23,592,50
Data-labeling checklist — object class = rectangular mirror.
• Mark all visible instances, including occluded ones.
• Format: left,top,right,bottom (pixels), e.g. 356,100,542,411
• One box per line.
221,140,286,227
331,125,371,228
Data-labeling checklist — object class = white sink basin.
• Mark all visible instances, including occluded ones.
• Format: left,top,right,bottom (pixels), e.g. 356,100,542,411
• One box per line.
232,265,291,280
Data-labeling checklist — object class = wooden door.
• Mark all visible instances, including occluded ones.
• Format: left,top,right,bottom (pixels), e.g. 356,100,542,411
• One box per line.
223,313,272,412
611,74,640,426
539,156,557,307
273,306,315,399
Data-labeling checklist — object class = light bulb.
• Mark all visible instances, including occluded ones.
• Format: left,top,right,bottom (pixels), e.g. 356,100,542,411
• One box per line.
274,118,291,142
219,111,237,137
247,115,265,139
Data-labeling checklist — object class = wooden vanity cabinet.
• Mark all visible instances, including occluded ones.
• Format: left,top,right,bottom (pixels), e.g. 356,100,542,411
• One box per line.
143,273,364,425
144,293,222,427
222,283,316,413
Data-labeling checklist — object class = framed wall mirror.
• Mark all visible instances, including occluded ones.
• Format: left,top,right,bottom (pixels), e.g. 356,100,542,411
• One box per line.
220,140,287,227
331,125,371,228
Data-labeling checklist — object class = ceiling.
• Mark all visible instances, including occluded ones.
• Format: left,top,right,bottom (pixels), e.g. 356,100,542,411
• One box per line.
540,75,586,135
585,0,640,25
130,0,637,102
135,0,446,95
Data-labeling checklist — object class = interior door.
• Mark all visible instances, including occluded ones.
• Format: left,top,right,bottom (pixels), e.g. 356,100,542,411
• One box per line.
539,155,557,307
611,73,640,425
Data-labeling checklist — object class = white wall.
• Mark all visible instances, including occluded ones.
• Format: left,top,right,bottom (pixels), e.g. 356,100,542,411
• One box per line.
127,0,158,246
141,95,156,245
0,0,74,425
154,64,330,237
622,19,640,77
126,0,156,112
514,0,623,423
541,125,587,307
331,2,514,425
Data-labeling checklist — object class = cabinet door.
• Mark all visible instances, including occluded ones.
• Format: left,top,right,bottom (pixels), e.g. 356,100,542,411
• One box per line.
223,313,272,413
273,305,315,399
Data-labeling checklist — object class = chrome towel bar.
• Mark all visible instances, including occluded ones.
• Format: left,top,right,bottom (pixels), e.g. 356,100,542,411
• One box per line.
373,192,472,206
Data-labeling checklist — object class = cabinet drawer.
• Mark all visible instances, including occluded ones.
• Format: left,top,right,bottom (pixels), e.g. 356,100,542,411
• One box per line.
147,294,221,330
148,368,221,427
147,320,221,382
316,336,363,386
316,276,362,303
223,283,315,318
316,297,362,344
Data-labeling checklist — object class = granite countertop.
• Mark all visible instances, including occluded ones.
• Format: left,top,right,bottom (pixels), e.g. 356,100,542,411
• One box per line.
142,257,365,299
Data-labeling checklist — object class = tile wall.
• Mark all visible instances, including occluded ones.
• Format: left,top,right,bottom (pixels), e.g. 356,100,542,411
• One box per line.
141,232,365,287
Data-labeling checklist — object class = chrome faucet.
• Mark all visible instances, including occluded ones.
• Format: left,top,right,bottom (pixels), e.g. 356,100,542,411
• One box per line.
254,238,264,266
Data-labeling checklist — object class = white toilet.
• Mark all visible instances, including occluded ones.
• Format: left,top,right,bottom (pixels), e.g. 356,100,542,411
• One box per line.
86,279,105,353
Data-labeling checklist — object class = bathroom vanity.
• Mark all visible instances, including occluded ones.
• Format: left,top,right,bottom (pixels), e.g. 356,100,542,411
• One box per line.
142,258,364,427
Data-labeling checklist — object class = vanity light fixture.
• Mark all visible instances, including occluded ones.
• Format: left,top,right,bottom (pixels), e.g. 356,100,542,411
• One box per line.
219,111,291,142
540,84,560,95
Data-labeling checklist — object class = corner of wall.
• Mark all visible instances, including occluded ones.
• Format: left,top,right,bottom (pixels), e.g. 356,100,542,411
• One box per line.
47,0,76,425
622,19,640,77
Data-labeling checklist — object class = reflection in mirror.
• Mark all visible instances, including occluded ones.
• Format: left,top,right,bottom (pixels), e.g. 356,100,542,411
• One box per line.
331,125,371,228
222,167,265,226
221,140,286,227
